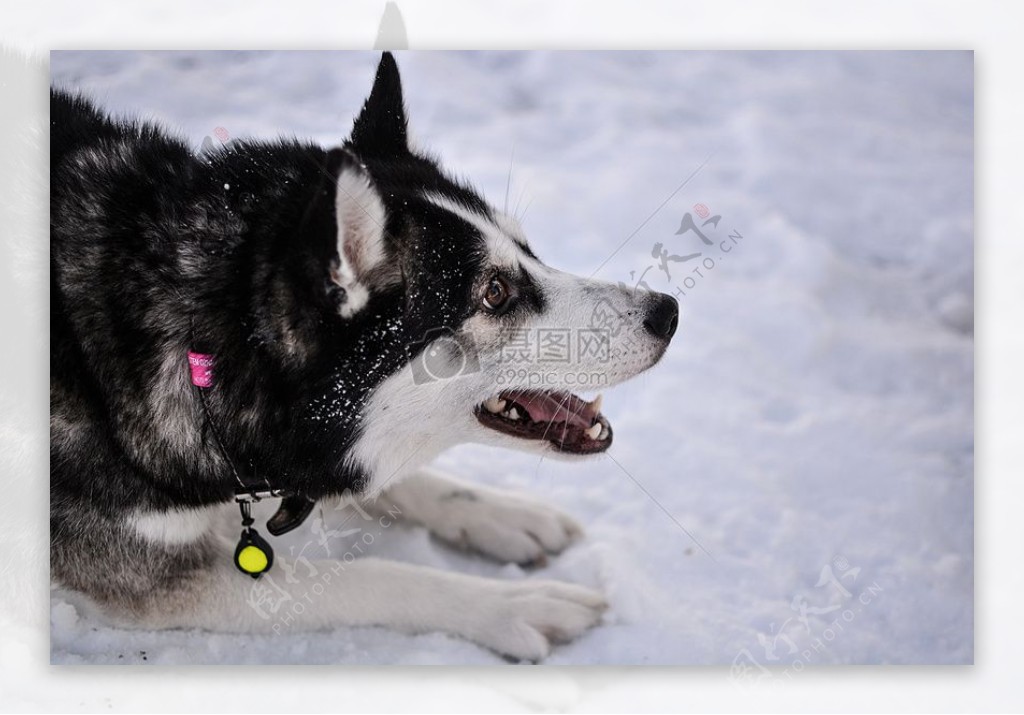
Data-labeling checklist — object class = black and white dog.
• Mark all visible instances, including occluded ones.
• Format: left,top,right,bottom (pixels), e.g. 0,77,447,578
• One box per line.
51,53,678,660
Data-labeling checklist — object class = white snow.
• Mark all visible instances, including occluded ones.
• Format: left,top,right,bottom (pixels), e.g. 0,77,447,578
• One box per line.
48,50,973,665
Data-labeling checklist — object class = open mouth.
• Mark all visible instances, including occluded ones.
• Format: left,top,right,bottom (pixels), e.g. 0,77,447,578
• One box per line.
475,389,612,454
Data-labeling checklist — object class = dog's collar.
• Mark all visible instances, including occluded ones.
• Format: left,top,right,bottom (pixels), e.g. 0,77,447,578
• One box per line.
237,489,317,537
188,342,315,577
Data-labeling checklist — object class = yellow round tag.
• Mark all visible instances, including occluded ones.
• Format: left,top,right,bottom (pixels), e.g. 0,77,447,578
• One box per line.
237,544,269,573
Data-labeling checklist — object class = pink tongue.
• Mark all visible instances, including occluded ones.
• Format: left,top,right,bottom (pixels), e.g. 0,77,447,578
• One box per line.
506,390,593,428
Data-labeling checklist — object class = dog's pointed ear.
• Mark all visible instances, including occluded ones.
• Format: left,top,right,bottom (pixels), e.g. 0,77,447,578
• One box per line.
348,52,408,158
325,148,396,318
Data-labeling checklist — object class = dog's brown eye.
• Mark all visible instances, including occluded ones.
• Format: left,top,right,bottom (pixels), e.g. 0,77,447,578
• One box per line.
483,276,509,311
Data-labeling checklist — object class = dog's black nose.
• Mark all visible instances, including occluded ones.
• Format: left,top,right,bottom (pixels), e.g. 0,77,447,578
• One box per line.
643,293,679,341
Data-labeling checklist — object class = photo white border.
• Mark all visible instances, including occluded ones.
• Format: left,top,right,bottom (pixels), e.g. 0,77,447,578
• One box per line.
2,0,1014,711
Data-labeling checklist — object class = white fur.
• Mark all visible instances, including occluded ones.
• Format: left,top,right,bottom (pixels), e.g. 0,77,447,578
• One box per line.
127,551,605,662
423,192,527,269
343,364,471,496
366,468,583,564
119,474,601,660
334,165,388,318
128,506,216,545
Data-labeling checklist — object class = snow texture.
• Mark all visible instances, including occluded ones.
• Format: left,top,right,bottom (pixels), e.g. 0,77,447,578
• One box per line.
48,50,973,665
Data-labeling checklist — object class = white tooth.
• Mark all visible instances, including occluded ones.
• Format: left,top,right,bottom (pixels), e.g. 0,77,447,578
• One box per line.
506,407,520,421
585,423,602,440
484,397,507,414
589,394,603,414
597,425,609,441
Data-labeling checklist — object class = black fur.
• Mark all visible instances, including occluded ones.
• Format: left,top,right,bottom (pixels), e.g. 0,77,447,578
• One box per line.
50,53,504,606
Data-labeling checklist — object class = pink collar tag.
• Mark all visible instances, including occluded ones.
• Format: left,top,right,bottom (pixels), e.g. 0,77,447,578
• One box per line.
187,351,216,388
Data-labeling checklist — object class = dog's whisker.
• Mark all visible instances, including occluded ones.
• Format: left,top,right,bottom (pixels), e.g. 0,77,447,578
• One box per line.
513,182,530,223
517,196,535,226
503,144,515,215
538,390,576,444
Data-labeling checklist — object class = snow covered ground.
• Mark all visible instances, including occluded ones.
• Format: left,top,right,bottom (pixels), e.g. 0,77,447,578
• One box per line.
48,50,973,665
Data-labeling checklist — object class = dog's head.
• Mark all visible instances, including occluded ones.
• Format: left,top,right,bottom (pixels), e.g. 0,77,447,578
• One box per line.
311,54,678,490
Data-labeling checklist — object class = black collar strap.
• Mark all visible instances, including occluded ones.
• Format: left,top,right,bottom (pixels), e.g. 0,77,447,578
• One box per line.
233,488,316,537
188,342,316,577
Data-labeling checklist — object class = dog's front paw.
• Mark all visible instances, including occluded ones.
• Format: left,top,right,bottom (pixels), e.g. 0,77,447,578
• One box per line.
432,487,583,566
468,579,607,661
